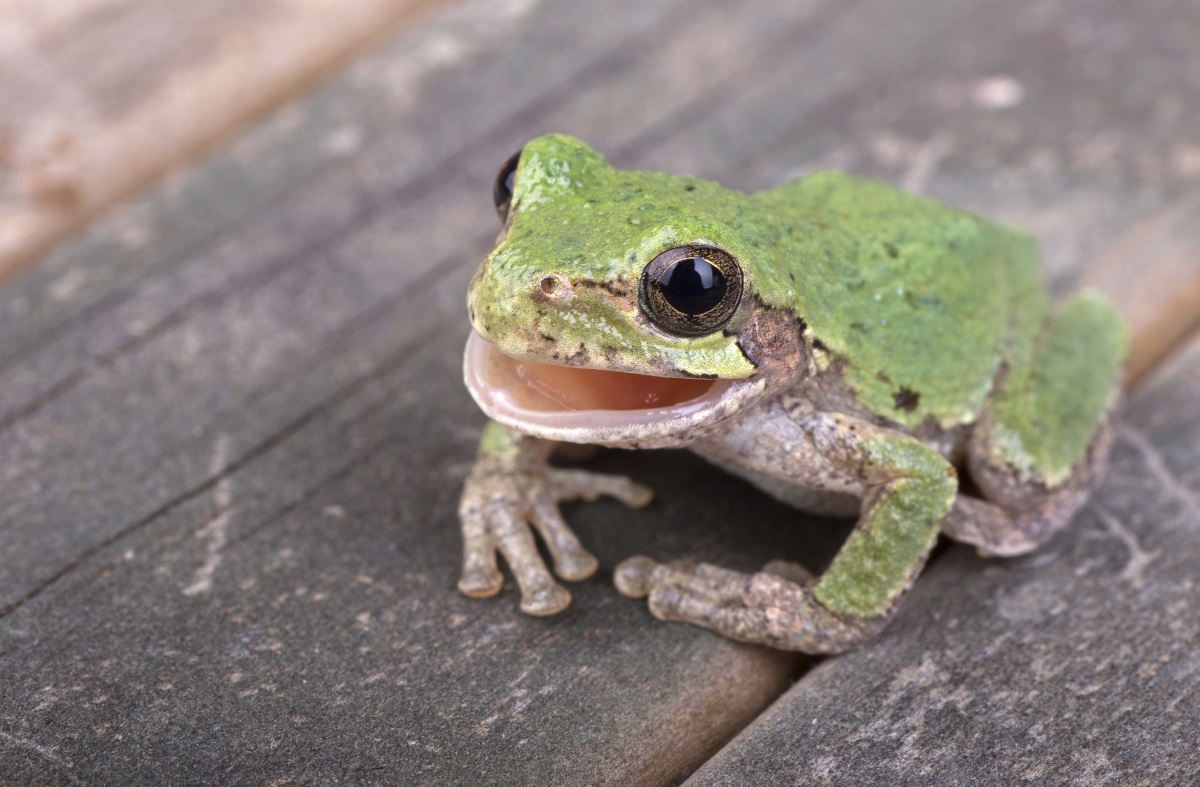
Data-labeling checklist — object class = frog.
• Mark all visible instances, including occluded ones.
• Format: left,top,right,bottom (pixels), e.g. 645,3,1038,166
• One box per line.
456,133,1128,653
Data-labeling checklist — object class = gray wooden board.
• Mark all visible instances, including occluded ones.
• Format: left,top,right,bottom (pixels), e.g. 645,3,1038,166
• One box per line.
1,0,1198,783
687,338,1200,787
0,286,844,784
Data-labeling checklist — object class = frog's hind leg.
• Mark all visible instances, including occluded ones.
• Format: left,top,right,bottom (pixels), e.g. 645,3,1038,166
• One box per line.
942,425,1112,556
942,292,1127,556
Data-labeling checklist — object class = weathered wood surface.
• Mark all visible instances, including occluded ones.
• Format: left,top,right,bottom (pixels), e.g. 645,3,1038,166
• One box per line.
2,1,842,783
1,0,1199,783
0,0,442,284
688,338,1200,786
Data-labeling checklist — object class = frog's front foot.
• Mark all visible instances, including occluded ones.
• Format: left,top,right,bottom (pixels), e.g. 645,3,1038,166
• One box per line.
459,461,652,616
614,557,886,653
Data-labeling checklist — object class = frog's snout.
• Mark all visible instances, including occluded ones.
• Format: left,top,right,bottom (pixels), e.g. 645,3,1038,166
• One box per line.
533,273,573,305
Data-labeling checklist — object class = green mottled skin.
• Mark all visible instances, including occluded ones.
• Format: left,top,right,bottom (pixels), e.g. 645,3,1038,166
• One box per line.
460,134,1128,650
477,135,1055,431
755,175,1045,431
985,292,1129,486
813,433,956,617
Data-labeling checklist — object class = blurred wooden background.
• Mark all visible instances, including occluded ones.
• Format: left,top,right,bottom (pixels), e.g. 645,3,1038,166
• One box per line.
2,1,1199,784
0,0,439,280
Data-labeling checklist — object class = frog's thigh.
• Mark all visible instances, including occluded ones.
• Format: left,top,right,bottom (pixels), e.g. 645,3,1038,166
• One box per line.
945,293,1126,556
619,413,958,653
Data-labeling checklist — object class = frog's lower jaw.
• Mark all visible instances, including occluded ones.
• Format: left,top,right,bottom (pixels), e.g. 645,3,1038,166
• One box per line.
464,332,765,447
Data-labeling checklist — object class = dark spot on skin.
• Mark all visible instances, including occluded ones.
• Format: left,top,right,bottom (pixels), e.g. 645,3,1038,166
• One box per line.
788,272,796,282
992,360,1012,391
910,292,944,312
876,371,892,384
684,184,696,191
883,242,899,258
893,387,921,412
850,322,867,333
576,279,629,298
811,338,829,353
540,333,556,343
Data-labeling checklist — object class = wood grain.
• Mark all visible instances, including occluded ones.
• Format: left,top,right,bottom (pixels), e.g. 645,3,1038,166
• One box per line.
1,0,1199,782
0,0,444,284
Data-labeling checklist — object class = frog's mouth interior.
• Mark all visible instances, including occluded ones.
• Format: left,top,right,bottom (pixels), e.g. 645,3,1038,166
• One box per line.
464,331,756,440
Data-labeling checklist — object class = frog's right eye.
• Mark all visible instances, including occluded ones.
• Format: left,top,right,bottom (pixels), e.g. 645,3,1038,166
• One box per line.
640,246,743,336
493,149,522,223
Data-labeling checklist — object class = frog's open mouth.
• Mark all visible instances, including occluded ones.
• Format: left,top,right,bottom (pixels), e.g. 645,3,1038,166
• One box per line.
464,332,763,445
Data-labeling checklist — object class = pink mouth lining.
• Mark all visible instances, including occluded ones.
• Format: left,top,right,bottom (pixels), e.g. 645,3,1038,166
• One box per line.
463,331,757,440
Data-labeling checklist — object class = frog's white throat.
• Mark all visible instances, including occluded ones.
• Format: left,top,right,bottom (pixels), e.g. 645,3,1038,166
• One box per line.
464,331,764,447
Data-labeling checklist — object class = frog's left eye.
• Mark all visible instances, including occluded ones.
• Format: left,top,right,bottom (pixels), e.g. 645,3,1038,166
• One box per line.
640,246,743,336
493,149,522,223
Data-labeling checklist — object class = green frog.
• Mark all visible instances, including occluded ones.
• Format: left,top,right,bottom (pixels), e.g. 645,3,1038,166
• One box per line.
457,134,1127,653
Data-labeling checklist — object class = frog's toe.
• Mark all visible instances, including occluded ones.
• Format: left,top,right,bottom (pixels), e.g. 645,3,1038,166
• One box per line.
642,561,749,620
458,566,504,598
458,504,506,597
619,481,655,509
548,468,654,509
613,555,660,599
554,551,599,582
520,583,573,616
528,496,599,581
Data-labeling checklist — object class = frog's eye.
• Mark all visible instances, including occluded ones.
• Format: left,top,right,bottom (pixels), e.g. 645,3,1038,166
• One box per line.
640,246,743,336
493,149,522,223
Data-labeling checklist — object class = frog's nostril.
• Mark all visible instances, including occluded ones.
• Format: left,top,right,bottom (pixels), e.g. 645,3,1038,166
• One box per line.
538,274,571,300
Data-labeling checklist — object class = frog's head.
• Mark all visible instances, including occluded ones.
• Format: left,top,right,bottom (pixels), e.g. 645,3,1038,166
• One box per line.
465,135,810,447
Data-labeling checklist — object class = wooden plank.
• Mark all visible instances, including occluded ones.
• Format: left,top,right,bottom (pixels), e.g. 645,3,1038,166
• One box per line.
1081,194,1200,383
0,0,445,284
1,0,1199,784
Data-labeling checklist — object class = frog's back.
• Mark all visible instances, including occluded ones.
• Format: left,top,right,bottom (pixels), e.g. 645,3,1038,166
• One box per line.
752,172,1049,430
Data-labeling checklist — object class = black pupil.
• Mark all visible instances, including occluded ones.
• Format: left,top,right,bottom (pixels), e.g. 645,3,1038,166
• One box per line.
655,257,726,315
